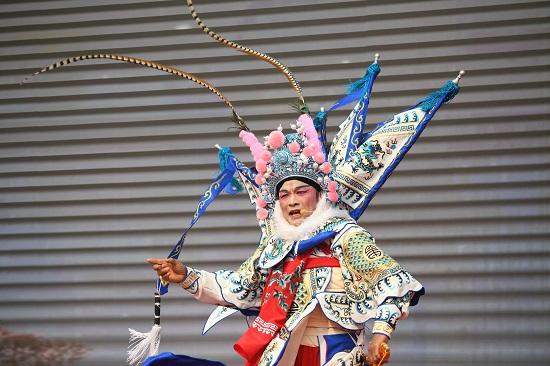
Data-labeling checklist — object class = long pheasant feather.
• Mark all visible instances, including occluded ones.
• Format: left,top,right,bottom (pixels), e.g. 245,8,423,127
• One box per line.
20,53,250,131
187,0,305,105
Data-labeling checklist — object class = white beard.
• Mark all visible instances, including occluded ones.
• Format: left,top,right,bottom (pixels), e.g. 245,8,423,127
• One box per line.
272,195,351,242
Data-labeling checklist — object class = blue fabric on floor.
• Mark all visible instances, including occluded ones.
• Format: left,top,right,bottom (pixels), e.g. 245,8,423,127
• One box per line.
143,352,226,366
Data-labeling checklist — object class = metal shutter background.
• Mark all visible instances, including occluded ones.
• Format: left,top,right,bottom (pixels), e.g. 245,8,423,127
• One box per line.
1,0,549,365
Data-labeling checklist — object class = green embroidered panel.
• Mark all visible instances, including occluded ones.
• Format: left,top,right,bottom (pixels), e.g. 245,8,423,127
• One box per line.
342,228,402,285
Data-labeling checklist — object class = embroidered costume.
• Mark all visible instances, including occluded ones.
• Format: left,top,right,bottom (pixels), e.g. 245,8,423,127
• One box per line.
184,217,423,365
20,1,463,365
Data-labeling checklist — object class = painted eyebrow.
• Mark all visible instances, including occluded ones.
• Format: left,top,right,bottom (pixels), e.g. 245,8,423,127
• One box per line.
279,185,311,194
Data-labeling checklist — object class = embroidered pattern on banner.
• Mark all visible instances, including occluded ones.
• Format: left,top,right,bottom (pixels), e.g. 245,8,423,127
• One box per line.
328,108,427,211
376,123,415,135
329,103,357,164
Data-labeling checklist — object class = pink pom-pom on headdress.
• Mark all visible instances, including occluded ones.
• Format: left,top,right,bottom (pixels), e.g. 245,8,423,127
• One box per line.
256,197,267,208
313,151,326,164
298,114,314,125
255,160,267,173
302,145,314,158
240,131,257,146
256,208,269,220
255,174,266,186
250,142,264,158
327,191,339,202
304,127,317,139
328,181,338,192
288,141,300,154
320,162,332,174
260,150,272,162
268,130,285,149
297,114,323,158
298,114,317,136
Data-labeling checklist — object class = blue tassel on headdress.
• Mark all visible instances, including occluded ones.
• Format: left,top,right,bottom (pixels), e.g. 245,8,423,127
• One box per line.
218,147,243,194
347,62,381,95
326,62,381,114
413,80,460,112
313,110,328,157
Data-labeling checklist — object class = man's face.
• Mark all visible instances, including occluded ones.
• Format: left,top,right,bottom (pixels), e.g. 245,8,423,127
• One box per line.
278,179,320,226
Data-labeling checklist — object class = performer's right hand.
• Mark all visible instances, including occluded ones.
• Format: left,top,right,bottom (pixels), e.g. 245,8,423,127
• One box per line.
367,333,390,366
147,258,187,283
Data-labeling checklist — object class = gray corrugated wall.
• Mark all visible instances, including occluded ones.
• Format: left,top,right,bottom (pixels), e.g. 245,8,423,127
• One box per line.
1,0,549,365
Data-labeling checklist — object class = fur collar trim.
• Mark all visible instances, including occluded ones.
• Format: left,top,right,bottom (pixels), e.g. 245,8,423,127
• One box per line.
272,195,351,242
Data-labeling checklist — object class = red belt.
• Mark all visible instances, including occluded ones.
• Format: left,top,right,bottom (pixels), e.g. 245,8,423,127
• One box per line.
304,257,340,269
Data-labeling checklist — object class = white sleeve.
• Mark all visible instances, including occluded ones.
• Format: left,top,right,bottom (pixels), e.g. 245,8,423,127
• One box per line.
181,266,266,310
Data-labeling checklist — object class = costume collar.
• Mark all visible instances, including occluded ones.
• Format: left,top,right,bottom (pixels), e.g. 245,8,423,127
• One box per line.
258,198,352,269
271,195,351,242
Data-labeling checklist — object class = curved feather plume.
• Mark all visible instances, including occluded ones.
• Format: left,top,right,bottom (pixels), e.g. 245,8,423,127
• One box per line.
20,53,249,131
186,0,306,107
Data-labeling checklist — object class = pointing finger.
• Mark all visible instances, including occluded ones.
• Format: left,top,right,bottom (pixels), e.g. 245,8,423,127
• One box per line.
147,258,164,265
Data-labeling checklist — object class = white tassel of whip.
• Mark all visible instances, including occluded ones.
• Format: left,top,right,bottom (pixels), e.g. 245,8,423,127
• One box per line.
127,292,161,366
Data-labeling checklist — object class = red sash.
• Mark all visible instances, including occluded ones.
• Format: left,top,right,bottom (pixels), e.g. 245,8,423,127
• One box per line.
233,249,339,366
